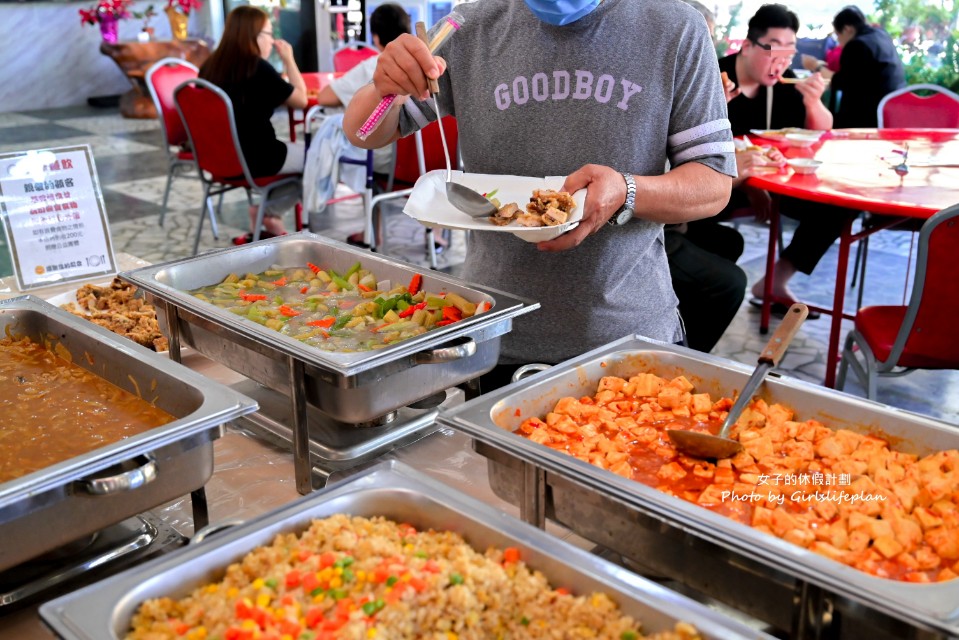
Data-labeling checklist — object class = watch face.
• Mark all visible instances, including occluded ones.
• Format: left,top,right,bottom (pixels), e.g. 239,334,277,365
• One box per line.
615,208,633,225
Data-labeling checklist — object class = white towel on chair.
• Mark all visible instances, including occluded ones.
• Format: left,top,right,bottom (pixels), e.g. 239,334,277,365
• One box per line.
303,113,367,214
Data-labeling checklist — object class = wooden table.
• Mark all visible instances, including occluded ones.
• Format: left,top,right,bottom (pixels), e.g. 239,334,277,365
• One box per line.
746,128,959,388
99,40,210,119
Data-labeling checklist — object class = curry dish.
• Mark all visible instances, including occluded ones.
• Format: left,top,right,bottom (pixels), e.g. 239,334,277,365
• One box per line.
517,373,959,583
0,335,174,484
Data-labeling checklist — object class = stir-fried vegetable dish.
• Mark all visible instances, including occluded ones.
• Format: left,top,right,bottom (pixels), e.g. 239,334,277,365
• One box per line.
188,262,490,353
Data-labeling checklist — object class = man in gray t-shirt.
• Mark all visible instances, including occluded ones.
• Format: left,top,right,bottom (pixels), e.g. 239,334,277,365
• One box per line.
345,0,736,377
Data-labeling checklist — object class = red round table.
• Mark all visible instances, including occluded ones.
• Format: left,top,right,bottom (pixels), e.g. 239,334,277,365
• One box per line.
746,128,959,388
288,72,346,141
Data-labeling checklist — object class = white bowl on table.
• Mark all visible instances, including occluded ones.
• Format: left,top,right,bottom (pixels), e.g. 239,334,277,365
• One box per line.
787,158,822,175
784,133,822,147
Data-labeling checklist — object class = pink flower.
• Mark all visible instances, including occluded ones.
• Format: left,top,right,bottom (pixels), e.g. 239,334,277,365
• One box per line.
78,0,132,25
167,0,202,16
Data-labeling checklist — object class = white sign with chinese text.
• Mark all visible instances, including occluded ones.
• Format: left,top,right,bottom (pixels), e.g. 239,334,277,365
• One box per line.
0,145,117,291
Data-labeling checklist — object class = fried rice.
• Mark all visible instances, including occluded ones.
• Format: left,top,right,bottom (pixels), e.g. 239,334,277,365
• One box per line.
126,514,700,640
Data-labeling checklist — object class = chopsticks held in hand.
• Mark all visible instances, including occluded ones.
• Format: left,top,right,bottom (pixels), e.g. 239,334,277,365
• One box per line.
779,76,831,86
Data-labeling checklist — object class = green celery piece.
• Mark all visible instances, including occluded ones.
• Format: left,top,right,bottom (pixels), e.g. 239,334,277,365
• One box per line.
331,273,352,290
345,261,361,278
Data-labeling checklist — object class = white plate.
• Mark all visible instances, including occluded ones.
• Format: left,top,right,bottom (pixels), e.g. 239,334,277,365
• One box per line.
403,170,585,243
749,128,825,141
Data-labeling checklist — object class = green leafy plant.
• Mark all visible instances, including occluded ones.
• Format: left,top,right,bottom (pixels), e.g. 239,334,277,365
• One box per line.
868,0,959,90
715,1,742,57
133,3,157,29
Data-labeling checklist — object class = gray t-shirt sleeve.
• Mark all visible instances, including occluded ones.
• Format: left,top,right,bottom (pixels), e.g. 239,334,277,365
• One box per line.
667,18,737,178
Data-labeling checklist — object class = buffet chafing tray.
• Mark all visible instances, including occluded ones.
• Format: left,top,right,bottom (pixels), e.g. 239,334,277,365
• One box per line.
0,296,258,574
120,233,537,492
40,461,773,640
437,335,959,640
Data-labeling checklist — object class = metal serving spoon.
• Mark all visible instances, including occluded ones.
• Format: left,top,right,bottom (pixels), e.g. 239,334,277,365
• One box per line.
667,303,809,460
415,22,497,219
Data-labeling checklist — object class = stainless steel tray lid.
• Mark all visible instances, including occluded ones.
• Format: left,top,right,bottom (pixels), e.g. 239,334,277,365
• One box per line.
436,334,959,634
40,460,774,640
120,233,540,378
0,295,258,503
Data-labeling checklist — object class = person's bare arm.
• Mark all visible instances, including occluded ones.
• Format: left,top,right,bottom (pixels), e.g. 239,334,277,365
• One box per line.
801,54,835,79
344,84,406,148
538,163,732,252
275,40,308,109
796,74,833,130
314,84,343,107
344,33,446,149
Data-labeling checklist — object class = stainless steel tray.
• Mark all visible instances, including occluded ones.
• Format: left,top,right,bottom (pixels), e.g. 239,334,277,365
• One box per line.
0,296,258,572
437,335,959,638
120,233,537,424
40,461,773,640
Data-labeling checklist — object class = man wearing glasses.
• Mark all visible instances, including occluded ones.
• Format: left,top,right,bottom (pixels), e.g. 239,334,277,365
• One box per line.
722,4,832,134
684,4,853,314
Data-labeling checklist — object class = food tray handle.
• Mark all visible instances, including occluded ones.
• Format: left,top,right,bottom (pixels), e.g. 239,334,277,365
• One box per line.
411,336,476,364
72,455,158,496
511,363,551,382
191,519,245,545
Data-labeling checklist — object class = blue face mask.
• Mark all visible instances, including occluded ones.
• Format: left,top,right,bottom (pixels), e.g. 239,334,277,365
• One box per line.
524,0,602,26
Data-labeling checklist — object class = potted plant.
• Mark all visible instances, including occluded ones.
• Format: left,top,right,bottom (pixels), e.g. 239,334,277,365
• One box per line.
165,0,203,41
79,0,133,44
133,4,157,41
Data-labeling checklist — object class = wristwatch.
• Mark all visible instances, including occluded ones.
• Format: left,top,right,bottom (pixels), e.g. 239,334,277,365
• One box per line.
608,172,636,226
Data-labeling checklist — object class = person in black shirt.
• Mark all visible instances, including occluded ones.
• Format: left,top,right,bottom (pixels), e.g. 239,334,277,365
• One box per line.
200,5,308,238
688,4,855,315
804,6,906,128
662,0,747,353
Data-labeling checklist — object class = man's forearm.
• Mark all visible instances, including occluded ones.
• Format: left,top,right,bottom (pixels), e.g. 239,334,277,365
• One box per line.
804,99,834,131
344,84,406,149
635,162,732,224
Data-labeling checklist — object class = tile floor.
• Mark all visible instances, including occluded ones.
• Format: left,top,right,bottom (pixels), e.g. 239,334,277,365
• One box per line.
1,104,956,427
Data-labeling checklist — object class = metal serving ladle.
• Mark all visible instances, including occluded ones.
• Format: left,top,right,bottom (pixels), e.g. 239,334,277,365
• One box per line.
667,303,809,459
415,22,497,219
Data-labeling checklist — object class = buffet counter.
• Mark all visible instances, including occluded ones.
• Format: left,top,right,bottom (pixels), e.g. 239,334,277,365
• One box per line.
5,249,958,639
0,297,581,638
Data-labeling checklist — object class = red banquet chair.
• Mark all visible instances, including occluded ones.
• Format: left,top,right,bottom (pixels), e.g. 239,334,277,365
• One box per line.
332,42,378,73
365,116,459,268
877,83,959,128
174,78,303,255
837,202,959,400
145,57,199,226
